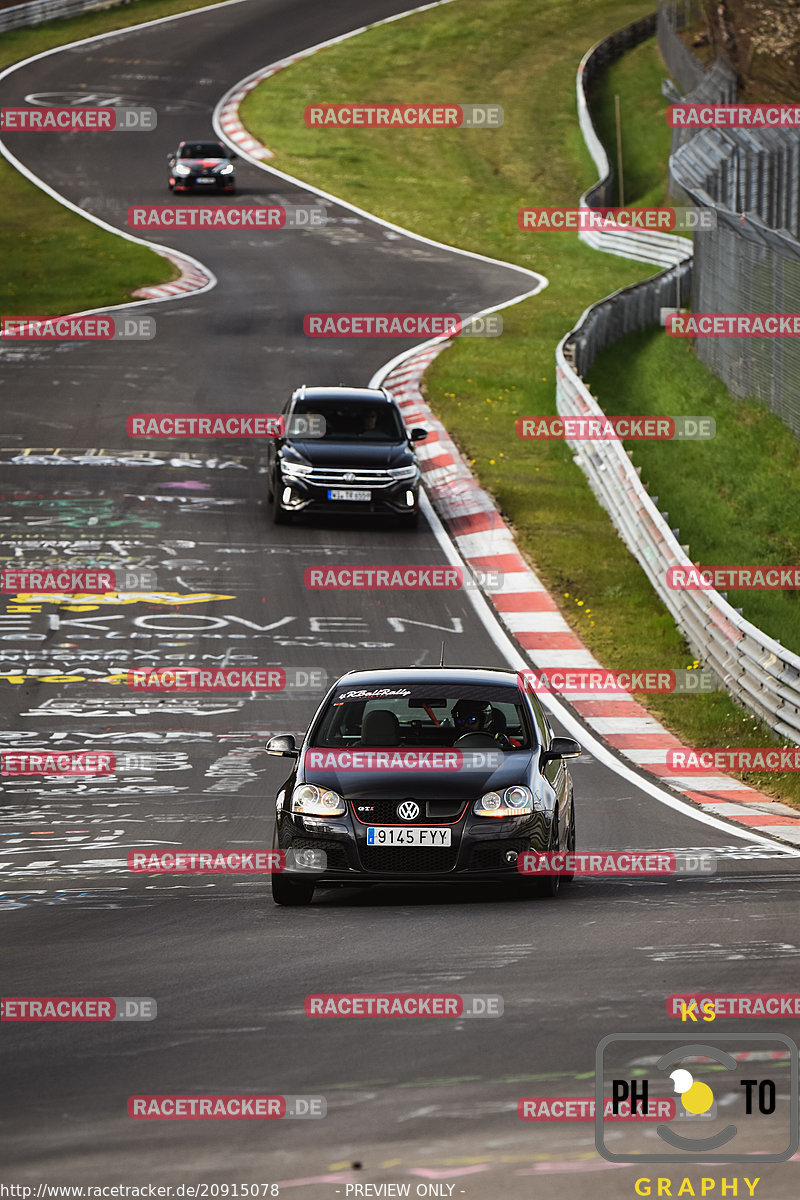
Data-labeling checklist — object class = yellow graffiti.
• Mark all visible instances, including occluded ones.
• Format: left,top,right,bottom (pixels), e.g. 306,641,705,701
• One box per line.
6,591,235,608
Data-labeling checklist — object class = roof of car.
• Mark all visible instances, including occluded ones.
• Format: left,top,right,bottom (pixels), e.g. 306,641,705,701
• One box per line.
292,386,394,404
335,667,522,688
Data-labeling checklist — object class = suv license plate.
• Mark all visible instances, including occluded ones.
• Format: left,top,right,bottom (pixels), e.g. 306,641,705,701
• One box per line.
328,489,371,501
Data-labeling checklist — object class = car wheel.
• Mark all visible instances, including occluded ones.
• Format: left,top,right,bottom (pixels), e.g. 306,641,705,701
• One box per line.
399,510,420,530
562,805,576,884
539,818,562,898
271,476,291,525
271,870,315,906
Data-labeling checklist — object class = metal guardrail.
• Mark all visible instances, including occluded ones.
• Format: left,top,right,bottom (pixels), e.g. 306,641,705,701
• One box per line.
577,17,691,268
555,12,800,744
0,0,133,34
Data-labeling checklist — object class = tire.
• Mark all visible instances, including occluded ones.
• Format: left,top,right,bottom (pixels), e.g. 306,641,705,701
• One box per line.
535,815,564,899
562,804,576,885
271,871,315,906
271,475,290,525
400,510,420,530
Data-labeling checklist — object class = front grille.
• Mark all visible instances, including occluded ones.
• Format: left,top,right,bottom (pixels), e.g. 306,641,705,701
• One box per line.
290,836,349,872
360,846,458,873
307,467,395,489
469,839,530,871
352,799,467,825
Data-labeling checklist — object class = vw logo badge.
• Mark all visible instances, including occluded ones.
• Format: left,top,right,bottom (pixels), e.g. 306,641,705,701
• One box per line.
344,471,356,482
397,801,420,821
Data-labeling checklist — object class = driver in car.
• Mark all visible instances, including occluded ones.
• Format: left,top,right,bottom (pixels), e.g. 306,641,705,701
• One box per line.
449,699,519,747
451,698,493,733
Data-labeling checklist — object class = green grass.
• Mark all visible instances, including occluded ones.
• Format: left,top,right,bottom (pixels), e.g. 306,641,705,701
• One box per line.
0,0,237,313
587,328,800,657
240,0,800,806
589,38,673,208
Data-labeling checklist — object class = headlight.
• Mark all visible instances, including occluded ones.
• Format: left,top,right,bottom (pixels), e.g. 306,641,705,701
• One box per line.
389,465,418,480
291,783,345,816
280,458,313,478
474,785,534,817
174,163,192,176
218,163,234,175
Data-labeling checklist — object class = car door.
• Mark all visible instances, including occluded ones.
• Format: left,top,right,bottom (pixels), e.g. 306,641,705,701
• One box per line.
529,693,569,844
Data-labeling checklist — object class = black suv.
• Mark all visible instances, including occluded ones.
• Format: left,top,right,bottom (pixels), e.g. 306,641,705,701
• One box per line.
266,386,427,528
167,141,237,192
267,667,582,905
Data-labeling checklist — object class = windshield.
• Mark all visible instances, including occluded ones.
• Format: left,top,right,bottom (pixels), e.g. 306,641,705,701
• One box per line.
180,143,227,159
311,683,533,749
291,399,406,443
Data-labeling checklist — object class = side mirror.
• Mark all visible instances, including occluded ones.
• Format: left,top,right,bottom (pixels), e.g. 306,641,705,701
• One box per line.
265,734,298,758
410,428,428,442
540,736,582,764
229,152,239,161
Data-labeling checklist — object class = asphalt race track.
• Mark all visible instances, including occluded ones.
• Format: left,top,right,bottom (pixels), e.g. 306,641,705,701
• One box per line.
2,1,800,1195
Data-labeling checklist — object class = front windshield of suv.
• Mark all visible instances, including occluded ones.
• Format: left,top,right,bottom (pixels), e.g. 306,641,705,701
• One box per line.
291,398,405,443
311,683,533,749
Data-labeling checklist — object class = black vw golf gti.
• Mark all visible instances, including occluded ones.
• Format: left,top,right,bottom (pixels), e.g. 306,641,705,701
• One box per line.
267,667,582,904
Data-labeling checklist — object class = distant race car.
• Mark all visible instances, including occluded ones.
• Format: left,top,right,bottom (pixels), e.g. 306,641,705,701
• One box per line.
167,140,237,192
267,666,582,905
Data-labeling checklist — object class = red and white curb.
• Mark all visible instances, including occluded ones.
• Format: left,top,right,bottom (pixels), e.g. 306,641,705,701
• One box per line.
132,251,213,300
382,344,800,845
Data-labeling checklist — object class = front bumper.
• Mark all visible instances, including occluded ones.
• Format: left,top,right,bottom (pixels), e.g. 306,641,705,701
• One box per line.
274,473,419,518
171,174,235,191
276,809,552,886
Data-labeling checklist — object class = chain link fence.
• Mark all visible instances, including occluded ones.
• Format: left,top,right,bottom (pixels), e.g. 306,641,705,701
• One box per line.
660,0,800,440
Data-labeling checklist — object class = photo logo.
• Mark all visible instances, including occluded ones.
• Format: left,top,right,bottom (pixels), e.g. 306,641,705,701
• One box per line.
668,104,800,128
518,207,715,232
0,106,156,130
304,103,502,128
1,750,115,776
303,313,501,337
1,997,156,1020
667,748,800,772
304,566,503,590
595,1033,799,1162
1,317,155,341
667,313,800,337
128,850,288,873
125,413,325,438
128,206,287,229
517,851,715,876
305,749,503,772
305,993,502,1017
516,416,715,441
518,668,714,694
519,1096,677,1121
126,668,285,691
128,1095,326,1119
669,995,800,1020
667,565,800,591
